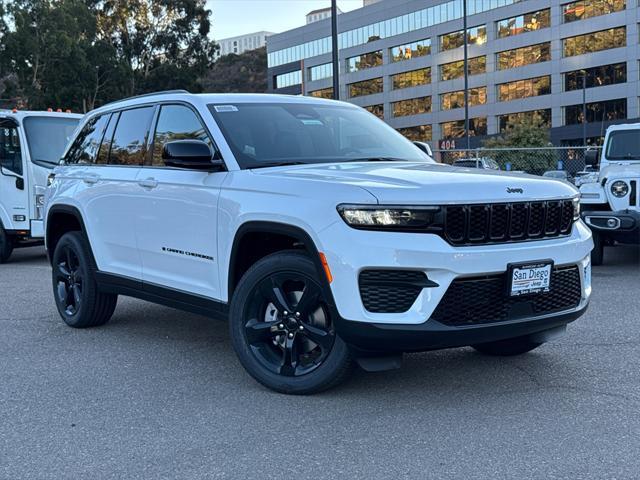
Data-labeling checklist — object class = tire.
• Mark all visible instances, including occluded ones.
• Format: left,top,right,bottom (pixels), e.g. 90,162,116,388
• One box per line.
51,231,117,328
591,231,604,266
472,335,543,356
0,225,14,264
229,251,353,394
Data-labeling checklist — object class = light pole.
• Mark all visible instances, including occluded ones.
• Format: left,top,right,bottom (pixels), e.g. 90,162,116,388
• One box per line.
581,70,587,146
462,0,470,150
331,0,340,100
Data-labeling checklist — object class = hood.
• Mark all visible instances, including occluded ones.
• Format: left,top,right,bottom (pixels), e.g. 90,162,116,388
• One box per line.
600,163,640,181
252,162,578,204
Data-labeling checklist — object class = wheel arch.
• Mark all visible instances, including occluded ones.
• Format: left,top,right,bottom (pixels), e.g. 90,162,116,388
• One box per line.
46,204,94,266
227,221,335,306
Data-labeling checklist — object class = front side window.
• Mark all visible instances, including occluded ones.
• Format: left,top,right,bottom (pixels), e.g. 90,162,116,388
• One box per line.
0,120,22,175
65,114,110,165
606,130,640,161
152,105,212,166
208,102,431,169
108,107,155,166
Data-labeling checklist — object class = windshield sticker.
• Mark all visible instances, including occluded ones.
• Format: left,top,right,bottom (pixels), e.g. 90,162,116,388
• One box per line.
301,119,324,126
214,105,239,113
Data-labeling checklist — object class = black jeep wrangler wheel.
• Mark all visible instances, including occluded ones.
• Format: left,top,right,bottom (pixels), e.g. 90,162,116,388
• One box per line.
229,251,353,394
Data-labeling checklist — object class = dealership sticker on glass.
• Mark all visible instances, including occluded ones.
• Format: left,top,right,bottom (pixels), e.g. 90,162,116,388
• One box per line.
508,261,553,297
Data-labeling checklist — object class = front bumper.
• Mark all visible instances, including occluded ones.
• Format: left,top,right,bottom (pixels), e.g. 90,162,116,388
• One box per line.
320,220,593,325
582,209,640,245
335,302,589,353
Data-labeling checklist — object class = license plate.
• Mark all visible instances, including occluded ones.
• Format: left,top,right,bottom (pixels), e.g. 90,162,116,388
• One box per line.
508,261,553,297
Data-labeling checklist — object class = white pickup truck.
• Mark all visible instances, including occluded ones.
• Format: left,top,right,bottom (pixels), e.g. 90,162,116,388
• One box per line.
0,110,81,263
580,123,640,265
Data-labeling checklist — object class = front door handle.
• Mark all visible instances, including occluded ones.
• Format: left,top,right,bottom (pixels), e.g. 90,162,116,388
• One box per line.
82,174,99,185
138,178,158,189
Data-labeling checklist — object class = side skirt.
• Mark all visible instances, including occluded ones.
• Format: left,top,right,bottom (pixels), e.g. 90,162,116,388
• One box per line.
94,271,229,320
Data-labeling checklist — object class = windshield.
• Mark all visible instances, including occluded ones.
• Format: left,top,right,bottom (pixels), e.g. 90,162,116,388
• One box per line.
606,130,640,161
23,116,79,167
208,102,432,169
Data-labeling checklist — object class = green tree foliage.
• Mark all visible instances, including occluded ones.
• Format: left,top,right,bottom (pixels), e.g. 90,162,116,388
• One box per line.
201,47,268,93
482,115,557,173
0,0,216,111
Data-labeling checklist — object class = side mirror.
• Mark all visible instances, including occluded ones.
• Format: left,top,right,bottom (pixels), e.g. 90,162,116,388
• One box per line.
585,149,599,167
413,141,433,157
162,140,224,170
0,166,24,190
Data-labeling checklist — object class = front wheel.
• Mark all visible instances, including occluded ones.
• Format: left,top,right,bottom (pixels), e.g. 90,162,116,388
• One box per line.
472,336,543,356
229,251,353,394
0,225,14,264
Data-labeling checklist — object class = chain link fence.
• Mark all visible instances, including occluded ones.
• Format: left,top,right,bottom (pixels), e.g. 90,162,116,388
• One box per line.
433,147,592,179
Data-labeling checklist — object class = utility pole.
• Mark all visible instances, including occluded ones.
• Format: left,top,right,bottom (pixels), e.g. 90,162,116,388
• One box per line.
582,70,587,146
462,0,470,150
331,0,340,100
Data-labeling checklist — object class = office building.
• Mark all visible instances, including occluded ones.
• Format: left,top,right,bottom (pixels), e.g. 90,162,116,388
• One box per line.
267,0,639,146
307,6,342,25
216,31,274,59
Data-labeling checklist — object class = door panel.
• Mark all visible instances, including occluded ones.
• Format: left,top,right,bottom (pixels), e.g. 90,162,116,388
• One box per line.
136,104,225,299
0,120,29,231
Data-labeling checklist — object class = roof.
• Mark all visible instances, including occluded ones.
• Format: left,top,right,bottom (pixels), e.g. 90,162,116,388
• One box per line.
0,110,83,121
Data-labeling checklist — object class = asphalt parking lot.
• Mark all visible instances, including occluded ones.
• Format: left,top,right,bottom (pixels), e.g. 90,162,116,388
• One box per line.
1,246,639,479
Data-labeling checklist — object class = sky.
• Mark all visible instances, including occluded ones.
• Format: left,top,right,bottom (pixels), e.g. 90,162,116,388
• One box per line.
207,0,364,40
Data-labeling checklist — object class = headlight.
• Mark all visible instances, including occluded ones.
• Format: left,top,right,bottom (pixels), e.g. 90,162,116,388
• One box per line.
337,205,441,230
573,197,580,221
611,181,629,197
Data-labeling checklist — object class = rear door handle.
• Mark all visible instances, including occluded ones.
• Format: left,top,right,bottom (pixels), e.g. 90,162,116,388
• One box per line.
138,178,158,189
82,174,99,185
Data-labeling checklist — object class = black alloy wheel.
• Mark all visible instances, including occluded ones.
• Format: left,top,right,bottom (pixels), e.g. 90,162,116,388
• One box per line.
230,251,353,394
54,244,84,316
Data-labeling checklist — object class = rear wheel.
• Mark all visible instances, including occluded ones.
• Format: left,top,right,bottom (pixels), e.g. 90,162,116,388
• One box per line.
472,335,543,356
52,231,117,328
229,251,353,394
0,225,13,264
591,231,604,266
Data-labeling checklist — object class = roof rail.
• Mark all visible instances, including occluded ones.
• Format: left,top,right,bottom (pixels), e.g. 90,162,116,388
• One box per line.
99,89,190,109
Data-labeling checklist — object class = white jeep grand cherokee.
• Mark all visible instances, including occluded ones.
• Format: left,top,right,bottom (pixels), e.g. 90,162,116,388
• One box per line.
45,91,592,394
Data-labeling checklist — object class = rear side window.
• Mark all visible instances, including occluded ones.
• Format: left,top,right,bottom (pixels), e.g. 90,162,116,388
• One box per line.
96,113,118,165
151,105,212,166
108,107,155,166
65,114,110,164
0,121,22,175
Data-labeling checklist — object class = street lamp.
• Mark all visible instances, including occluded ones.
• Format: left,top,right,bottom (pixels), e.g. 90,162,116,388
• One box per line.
331,0,340,100
463,0,470,150
581,69,587,146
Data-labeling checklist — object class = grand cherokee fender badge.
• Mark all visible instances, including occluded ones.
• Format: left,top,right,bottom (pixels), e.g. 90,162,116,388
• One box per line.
162,247,214,262
506,187,524,194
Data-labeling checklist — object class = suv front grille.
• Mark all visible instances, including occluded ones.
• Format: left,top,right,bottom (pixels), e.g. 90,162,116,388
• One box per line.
444,200,575,246
431,265,582,326
359,270,432,313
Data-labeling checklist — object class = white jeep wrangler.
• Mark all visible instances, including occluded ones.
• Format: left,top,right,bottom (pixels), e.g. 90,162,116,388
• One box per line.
580,123,640,265
45,92,592,394
0,110,80,262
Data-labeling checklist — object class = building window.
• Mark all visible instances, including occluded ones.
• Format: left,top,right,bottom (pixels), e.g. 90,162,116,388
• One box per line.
563,27,626,57
346,50,383,73
309,87,334,99
441,87,487,110
496,42,551,70
564,63,627,91
392,97,432,117
397,125,432,142
348,77,383,97
441,118,488,139
497,76,551,102
275,70,302,88
365,104,384,119
563,0,625,23
498,109,551,132
308,63,333,81
391,68,431,90
439,56,486,81
390,38,431,62
440,25,487,52
496,9,550,38
565,98,627,125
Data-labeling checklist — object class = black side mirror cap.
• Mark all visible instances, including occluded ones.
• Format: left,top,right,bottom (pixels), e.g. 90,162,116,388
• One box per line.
162,140,224,170
585,149,599,167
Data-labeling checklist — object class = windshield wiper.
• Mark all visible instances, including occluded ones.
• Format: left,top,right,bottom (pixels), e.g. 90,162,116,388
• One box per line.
343,157,410,163
248,161,307,169
32,158,59,168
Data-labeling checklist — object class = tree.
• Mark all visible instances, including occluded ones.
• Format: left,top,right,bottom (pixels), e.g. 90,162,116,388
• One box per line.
482,115,556,174
201,47,268,93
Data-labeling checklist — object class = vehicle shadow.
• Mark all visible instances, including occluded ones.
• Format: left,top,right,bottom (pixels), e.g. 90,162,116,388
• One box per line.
5,246,48,265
